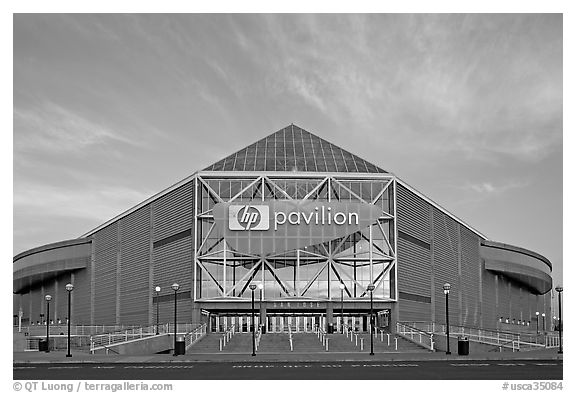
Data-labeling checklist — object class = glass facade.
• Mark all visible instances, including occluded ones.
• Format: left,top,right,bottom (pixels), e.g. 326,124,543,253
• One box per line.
195,173,396,303
203,124,388,174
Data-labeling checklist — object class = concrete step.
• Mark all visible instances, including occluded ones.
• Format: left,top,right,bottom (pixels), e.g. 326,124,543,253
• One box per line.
292,333,327,352
258,333,291,352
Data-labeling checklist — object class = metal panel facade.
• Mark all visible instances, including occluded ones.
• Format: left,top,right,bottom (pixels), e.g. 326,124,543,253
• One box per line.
120,206,151,325
153,182,194,241
73,268,91,324
396,184,432,321
460,227,481,327
93,223,118,325
432,208,461,325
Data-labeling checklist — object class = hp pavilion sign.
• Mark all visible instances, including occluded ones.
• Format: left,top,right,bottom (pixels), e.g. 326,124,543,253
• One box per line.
229,205,270,231
215,200,382,255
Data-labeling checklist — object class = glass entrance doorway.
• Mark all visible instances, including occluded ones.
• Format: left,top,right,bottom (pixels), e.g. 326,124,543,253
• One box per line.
210,313,260,333
267,313,320,333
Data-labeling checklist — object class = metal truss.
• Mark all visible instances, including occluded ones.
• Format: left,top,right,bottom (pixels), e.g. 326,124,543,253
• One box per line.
193,172,397,303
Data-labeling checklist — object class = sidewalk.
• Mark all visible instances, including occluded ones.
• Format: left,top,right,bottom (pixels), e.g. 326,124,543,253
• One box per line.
13,348,563,364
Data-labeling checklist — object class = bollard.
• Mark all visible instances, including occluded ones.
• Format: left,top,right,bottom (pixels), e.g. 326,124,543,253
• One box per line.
360,338,364,351
219,338,222,351
355,335,358,346
387,333,390,346
395,337,398,351
325,338,329,351
381,330,383,342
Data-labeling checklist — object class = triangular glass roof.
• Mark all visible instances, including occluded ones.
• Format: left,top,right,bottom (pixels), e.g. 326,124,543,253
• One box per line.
203,124,388,173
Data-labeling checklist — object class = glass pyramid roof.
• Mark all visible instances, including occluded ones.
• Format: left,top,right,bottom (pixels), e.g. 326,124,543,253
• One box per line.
204,124,387,173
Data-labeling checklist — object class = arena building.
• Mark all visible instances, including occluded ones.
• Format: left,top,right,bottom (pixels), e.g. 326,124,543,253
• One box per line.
13,125,553,334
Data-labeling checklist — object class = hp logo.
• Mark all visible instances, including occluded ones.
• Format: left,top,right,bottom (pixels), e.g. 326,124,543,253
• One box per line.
229,205,270,231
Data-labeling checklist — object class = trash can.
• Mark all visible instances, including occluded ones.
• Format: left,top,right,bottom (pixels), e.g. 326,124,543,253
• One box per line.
175,336,186,355
328,323,334,334
38,339,48,352
457,336,469,355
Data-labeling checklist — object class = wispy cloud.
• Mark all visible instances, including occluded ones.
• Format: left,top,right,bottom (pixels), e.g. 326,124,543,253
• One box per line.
14,102,139,154
457,179,530,195
13,182,153,223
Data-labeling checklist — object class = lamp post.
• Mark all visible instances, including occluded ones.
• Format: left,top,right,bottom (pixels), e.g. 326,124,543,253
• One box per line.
443,283,451,355
367,284,375,356
155,286,161,335
249,284,257,356
339,283,345,334
65,284,74,357
258,283,263,333
45,295,52,353
171,283,180,356
536,311,540,335
555,286,563,354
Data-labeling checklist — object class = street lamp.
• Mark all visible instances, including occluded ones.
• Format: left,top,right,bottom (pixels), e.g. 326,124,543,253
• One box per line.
367,284,375,356
257,283,264,333
555,286,563,354
443,283,451,355
65,284,74,357
171,283,180,356
249,284,257,356
536,311,540,335
45,295,52,353
339,283,345,334
155,286,161,335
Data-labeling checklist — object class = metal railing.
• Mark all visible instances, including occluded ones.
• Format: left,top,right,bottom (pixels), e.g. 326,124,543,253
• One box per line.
184,323,207,350
316,326,329,351
89,323,200,354
20,325,143,337
255,326,262,351
287,323,294,351
399,321,558,351
396,322,434,351
219,324,236,351
25,335,93,351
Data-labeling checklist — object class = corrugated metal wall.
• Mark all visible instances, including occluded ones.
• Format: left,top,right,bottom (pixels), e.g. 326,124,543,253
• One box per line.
460,227,481,327
73,267,91,324
119,206,151,325
396,184,432,321
55,272,72,323
432,208,461,325
152,182,194,323
153,237,193,323
153,182,194,240
481,270,498,329
93,222,118,325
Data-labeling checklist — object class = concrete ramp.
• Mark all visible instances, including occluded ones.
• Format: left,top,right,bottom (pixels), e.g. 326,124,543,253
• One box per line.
91,334,173,355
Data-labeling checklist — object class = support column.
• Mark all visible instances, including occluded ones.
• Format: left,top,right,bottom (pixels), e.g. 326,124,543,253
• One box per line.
259,304,267,333
390,302,398,334
326,303,333,332
191,303,202,325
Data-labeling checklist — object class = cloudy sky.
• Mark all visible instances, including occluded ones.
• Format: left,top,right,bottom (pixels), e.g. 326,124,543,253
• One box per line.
13,14,562,284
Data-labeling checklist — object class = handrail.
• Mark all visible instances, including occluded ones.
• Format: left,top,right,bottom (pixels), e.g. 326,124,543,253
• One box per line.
89,323,200,354
184,323,207,349
489,337,519,352
255,325,262,351
287,323,293,351
90,337,120,355
401,321,552,352
396,322,435,351
219,324,236,351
